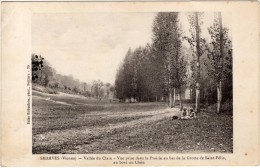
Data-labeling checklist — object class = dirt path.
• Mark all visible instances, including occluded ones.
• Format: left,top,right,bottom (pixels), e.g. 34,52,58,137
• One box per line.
33,107,180,153
105,109,177,130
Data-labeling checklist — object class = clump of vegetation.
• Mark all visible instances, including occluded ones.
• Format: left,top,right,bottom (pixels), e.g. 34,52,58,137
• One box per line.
114,12,232,114
32,83,57,94
31,54,115,99
221,99,233,115
31,54,44,80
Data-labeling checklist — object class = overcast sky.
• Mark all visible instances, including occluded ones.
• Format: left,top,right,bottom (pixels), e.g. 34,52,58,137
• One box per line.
32,12,231,84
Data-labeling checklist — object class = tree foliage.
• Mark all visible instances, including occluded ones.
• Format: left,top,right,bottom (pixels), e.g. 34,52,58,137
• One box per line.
31,54,44,80
31,54,114,100
91,80,104,100
115,12,187,105
206,13,233,105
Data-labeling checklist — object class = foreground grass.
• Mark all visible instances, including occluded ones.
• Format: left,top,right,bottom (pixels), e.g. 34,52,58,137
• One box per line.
94,112,233,154
32,91,232,154
33,90,167,134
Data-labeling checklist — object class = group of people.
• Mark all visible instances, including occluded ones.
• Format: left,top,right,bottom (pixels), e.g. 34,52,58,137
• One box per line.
172,107,197,120
180,108,197,120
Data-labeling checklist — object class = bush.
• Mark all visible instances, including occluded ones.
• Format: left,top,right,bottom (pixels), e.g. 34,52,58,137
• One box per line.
222,99,233,115
32,83,57,94
205,99,232,115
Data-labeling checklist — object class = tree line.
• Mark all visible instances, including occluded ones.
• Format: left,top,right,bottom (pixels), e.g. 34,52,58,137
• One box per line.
115,12,232,113
31,54,115,100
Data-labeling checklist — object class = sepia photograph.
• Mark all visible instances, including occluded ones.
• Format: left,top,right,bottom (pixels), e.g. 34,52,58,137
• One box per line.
2,1,259,166
31,12,233,154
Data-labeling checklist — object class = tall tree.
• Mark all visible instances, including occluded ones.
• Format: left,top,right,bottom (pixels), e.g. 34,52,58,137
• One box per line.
207,12,232,113
195,13,201,113
143,44,165,102
91,80,104,101
172,23,187,110
115,49,134,101
32,54,55,87
185,12,207,113
152,12,183,108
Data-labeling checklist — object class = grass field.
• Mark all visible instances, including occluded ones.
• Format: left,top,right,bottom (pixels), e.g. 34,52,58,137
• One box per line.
32,90,233,154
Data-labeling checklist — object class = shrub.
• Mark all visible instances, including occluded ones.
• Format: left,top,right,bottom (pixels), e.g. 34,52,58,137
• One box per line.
222,99,233,115
32,83,57,94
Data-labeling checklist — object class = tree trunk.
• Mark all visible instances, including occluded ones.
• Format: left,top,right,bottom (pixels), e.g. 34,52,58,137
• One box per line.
217,12,224,114
156,96,158,102
195,12,201,113
190,88,192,100
217,81,222,113
169,88,173,108
205,88,209,112
179,88,183,110
173,88,176,107
195,83,200,113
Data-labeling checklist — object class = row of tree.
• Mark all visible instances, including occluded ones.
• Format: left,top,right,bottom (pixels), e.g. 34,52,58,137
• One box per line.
115,12,232,113
31,54,115,100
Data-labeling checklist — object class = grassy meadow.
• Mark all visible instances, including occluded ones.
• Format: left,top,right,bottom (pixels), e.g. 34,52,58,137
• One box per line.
32,90,232,154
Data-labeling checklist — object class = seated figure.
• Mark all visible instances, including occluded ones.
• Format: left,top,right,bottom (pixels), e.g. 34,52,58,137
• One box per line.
182,108,187,116
180,108,191,120
180,108,197,120
172,108,198,120
189,108,197,119
172,108,186,120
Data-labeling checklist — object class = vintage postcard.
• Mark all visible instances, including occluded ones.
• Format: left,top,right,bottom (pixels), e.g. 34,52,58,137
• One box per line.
1,1,259,166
